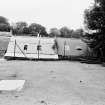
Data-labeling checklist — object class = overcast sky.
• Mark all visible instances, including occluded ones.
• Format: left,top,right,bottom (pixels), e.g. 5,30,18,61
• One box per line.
0,0,94,31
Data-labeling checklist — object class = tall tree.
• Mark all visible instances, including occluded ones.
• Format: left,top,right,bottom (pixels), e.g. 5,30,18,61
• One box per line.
12,22,28,35
71,29,83,38
28,23,48,37
84,0,105,61
60,27,73,38
0,16,9,25
49,28,61,37
0,16,10,32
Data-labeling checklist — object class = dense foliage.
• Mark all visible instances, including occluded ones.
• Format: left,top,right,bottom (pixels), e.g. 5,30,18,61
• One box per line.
84,0,105,61
0,16,83,39
12,22,48,37
49,27,83,38
0,16,10,32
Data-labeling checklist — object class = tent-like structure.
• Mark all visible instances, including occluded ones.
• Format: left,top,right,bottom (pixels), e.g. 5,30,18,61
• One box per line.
4,36,58,60
5,36,89,60
0,32,11,57
56,38,89,59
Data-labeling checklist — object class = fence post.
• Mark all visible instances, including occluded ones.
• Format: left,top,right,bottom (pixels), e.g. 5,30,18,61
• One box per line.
37,40,40,59
14,39,16,57
64,41,66,57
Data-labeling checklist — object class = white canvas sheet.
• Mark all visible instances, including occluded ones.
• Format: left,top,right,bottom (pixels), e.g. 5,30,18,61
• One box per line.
0,80,25,91
5,36,58,59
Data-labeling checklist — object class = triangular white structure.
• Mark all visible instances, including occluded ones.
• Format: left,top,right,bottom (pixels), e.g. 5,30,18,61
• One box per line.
5,36,58,60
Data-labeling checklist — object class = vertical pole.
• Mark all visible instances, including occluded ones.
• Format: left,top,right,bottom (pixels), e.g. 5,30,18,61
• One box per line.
38,40,40,59
100,48,103,62
64,41,66,57
38,46,39,60
14,39,16,57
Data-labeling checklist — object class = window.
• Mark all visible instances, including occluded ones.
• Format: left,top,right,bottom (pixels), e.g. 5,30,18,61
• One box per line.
24,45,28,51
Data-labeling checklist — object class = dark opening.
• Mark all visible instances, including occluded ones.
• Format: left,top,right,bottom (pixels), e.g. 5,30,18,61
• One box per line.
37,45,42,51
76,48,82,51
24,45,28,50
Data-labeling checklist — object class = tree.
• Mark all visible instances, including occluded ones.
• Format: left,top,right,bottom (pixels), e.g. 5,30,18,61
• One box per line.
28,23,48,37
0,16,10,32
84,0,105,61
12,22,28,35
95,0,105,10
60,27,73,38
0,16,9,25
23,27,30,34
84,6,105,31
71,29,84,38
49,28,61,37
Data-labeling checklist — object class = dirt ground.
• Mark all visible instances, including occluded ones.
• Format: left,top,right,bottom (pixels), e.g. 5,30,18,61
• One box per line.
0,59,105,105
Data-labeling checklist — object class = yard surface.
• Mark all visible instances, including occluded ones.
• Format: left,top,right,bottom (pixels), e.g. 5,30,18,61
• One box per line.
0,60,104,105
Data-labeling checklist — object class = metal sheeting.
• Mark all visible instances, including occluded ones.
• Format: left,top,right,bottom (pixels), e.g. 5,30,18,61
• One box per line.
5,36,58,59
56,38,88,57
5,36,89,60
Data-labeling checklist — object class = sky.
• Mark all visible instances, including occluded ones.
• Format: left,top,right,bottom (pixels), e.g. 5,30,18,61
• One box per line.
0,0,94,31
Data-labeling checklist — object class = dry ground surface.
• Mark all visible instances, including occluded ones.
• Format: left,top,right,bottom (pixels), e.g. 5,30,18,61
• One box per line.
0,59,105,105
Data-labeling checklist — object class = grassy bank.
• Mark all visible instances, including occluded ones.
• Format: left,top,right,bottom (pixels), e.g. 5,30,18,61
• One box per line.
0,36,10,57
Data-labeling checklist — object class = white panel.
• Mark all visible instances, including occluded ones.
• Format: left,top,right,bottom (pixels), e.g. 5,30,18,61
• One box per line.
5,36,58,59
0,80,25,91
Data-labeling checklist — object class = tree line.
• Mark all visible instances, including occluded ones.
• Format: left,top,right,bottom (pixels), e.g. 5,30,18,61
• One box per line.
0,16,83,38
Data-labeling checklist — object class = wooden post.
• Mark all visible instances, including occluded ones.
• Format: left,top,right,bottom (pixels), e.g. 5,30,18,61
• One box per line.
37,40,40,59
14,40,16,57
38,47,39,59
64,41,66,57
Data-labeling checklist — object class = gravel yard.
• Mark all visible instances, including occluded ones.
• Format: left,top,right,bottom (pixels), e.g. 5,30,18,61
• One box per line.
0,59,105,105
